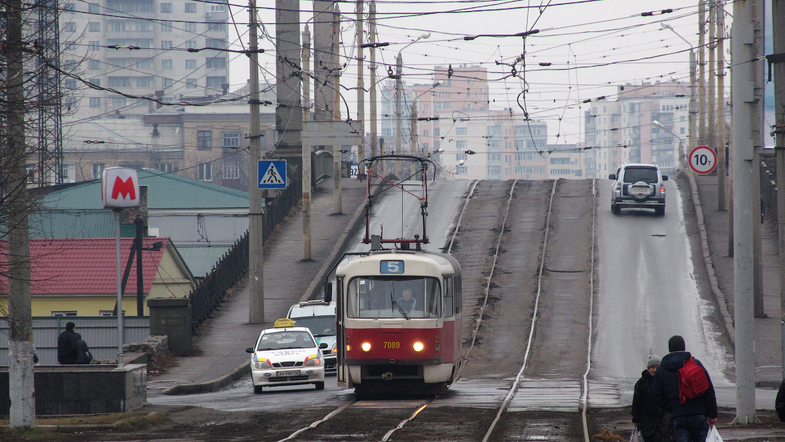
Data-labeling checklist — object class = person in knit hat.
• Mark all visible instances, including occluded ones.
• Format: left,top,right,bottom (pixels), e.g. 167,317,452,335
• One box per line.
632,355,666,442
651,335,718,442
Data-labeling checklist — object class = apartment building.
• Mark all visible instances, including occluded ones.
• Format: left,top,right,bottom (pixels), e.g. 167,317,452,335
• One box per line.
59,0,231,119
584,81,690,179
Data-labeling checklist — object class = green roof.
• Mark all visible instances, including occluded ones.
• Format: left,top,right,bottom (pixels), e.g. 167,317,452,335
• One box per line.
39,169,249,211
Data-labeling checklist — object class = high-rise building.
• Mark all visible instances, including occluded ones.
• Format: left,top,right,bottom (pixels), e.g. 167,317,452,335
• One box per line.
60,0,231,120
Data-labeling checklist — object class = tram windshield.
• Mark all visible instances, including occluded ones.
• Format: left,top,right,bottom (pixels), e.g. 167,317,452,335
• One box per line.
346,276,441,319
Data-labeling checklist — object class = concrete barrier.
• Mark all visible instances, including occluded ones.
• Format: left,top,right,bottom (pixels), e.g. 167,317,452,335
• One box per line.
0,364,147,415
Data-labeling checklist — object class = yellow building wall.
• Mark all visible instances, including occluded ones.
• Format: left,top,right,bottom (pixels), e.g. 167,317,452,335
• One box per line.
8,247,195,317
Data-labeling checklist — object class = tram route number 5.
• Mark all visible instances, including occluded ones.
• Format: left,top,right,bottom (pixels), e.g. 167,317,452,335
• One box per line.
688,145,717,175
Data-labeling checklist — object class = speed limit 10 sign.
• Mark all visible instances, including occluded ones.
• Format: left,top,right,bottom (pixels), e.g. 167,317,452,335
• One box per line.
688,145,717,174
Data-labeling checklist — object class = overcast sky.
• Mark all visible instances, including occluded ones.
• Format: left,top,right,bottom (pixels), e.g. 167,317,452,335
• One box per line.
224,0,732,145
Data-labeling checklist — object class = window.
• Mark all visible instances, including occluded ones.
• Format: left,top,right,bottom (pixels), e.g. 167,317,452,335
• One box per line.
206,76,225,89
456,140,467,150
207,22,226,32
158,163,176,173
163,78,173,88
63,22,76,32
88,2,99,12
109,77,130,87
134,21,152,32
92,163,105,179
161,59,173,69
223,163,240,179
136,77,152,87
136,59,151,69
423,129,429,137
186,40,197,49
64,78,77,89
88,40,100,50
185,22,198,32
456,127,467,136
89,59,101,70
197,130,212,150
161,22,172,32
206,38,226,49
186,59,197,69
88,22,100,32
198,163,212,181
207,2,226,12
111,96,127,108
346,276,441,319
161,41,173,50
161,2,172,12
186,78,197,88
109,21,125,31
52,311,77,317
223,132,240,149
89,97,101,108
88,77,100,86
185,3,196,12
206,57,225,69
64,97,77,108
456,166,467,174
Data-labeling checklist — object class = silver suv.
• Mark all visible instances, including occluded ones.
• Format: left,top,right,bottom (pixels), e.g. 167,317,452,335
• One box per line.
609,164,668,216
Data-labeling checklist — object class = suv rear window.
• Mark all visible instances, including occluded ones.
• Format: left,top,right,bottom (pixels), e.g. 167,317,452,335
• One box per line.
622,167,658,183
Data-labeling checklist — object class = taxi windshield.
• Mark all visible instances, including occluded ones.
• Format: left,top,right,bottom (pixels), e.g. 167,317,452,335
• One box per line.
346,276,440,319
257,331,315,351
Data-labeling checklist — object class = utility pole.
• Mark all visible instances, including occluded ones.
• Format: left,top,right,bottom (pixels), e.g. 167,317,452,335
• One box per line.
5,0,36,426
369,0,378,160
356,0,365,171
411,103,418,156
773,0,785,383
698,0,707,146
302,25,312,260
332,4,342,214
248,0,265,323
717,4,727,211
395,52,403,178
707,0,716,170
731,0,761,423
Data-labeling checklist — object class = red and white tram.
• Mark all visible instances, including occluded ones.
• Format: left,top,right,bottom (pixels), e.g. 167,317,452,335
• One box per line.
325,155,464,395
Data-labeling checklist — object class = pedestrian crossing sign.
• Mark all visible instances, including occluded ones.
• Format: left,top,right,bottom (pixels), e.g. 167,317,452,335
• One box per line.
258,160,287,189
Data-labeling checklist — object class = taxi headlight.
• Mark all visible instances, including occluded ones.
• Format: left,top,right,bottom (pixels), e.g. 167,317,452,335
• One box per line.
413,341,424,352
361,342,371,352
304,355,321,366
254,357,271,369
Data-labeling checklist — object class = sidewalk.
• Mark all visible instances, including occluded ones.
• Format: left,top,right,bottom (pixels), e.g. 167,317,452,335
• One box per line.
147,177,367,396
688,171,783,388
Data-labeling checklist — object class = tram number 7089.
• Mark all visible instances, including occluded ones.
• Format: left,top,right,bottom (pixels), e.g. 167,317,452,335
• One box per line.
383,341,401,349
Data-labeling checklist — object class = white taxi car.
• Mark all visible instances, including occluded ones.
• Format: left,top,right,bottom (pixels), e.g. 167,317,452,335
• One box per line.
245,318,326,393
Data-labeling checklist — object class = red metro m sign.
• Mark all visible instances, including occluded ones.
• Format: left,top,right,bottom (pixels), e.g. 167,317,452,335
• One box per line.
101,167,140,209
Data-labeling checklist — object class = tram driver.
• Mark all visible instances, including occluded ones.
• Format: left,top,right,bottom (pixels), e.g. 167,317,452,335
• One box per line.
397,288,416,313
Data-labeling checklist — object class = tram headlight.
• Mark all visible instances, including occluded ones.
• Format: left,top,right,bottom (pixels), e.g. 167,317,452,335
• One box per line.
361,342,372,352
413,341,424,352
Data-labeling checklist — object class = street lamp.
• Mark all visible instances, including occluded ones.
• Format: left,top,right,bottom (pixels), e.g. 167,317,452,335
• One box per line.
661,22,697,156
652,120,684,171
395,33,430,177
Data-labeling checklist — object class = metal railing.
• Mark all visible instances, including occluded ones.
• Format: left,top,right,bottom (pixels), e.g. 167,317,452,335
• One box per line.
189,176,302,334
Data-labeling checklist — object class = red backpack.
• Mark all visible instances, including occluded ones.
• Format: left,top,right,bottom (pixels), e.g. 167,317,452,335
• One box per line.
678,356,710,403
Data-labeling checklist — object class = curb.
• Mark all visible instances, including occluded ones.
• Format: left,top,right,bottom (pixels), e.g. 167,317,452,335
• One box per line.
684,171,736,344
160,360,250,395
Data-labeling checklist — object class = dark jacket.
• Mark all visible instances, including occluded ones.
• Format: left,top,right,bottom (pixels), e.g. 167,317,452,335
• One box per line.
57,329,79,364
651,351,717,419
632,369,665,436
776,379,785,422
75,339,93,364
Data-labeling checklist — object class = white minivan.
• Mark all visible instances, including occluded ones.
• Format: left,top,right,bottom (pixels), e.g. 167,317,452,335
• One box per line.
287,300,337,375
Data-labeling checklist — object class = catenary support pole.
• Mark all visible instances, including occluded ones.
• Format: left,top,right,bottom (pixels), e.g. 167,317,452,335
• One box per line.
771,0,785,381
698,0,707,147
332,4,342,214
249,0,265,323
731,0,757,423
717,4,727,211
302,25,312,261
369,0,378,160
356,0,365,171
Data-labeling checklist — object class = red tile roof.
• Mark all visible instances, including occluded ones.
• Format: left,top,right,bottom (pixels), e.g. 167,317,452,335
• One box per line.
0,238,170,295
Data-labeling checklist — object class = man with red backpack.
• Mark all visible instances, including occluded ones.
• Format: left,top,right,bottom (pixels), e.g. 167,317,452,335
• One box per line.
651,335,718,442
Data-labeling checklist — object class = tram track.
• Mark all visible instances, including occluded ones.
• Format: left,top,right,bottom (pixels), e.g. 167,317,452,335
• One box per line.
276,178,598,442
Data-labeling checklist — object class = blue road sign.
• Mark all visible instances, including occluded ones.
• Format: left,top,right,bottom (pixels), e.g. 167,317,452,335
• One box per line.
258,160,287,189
